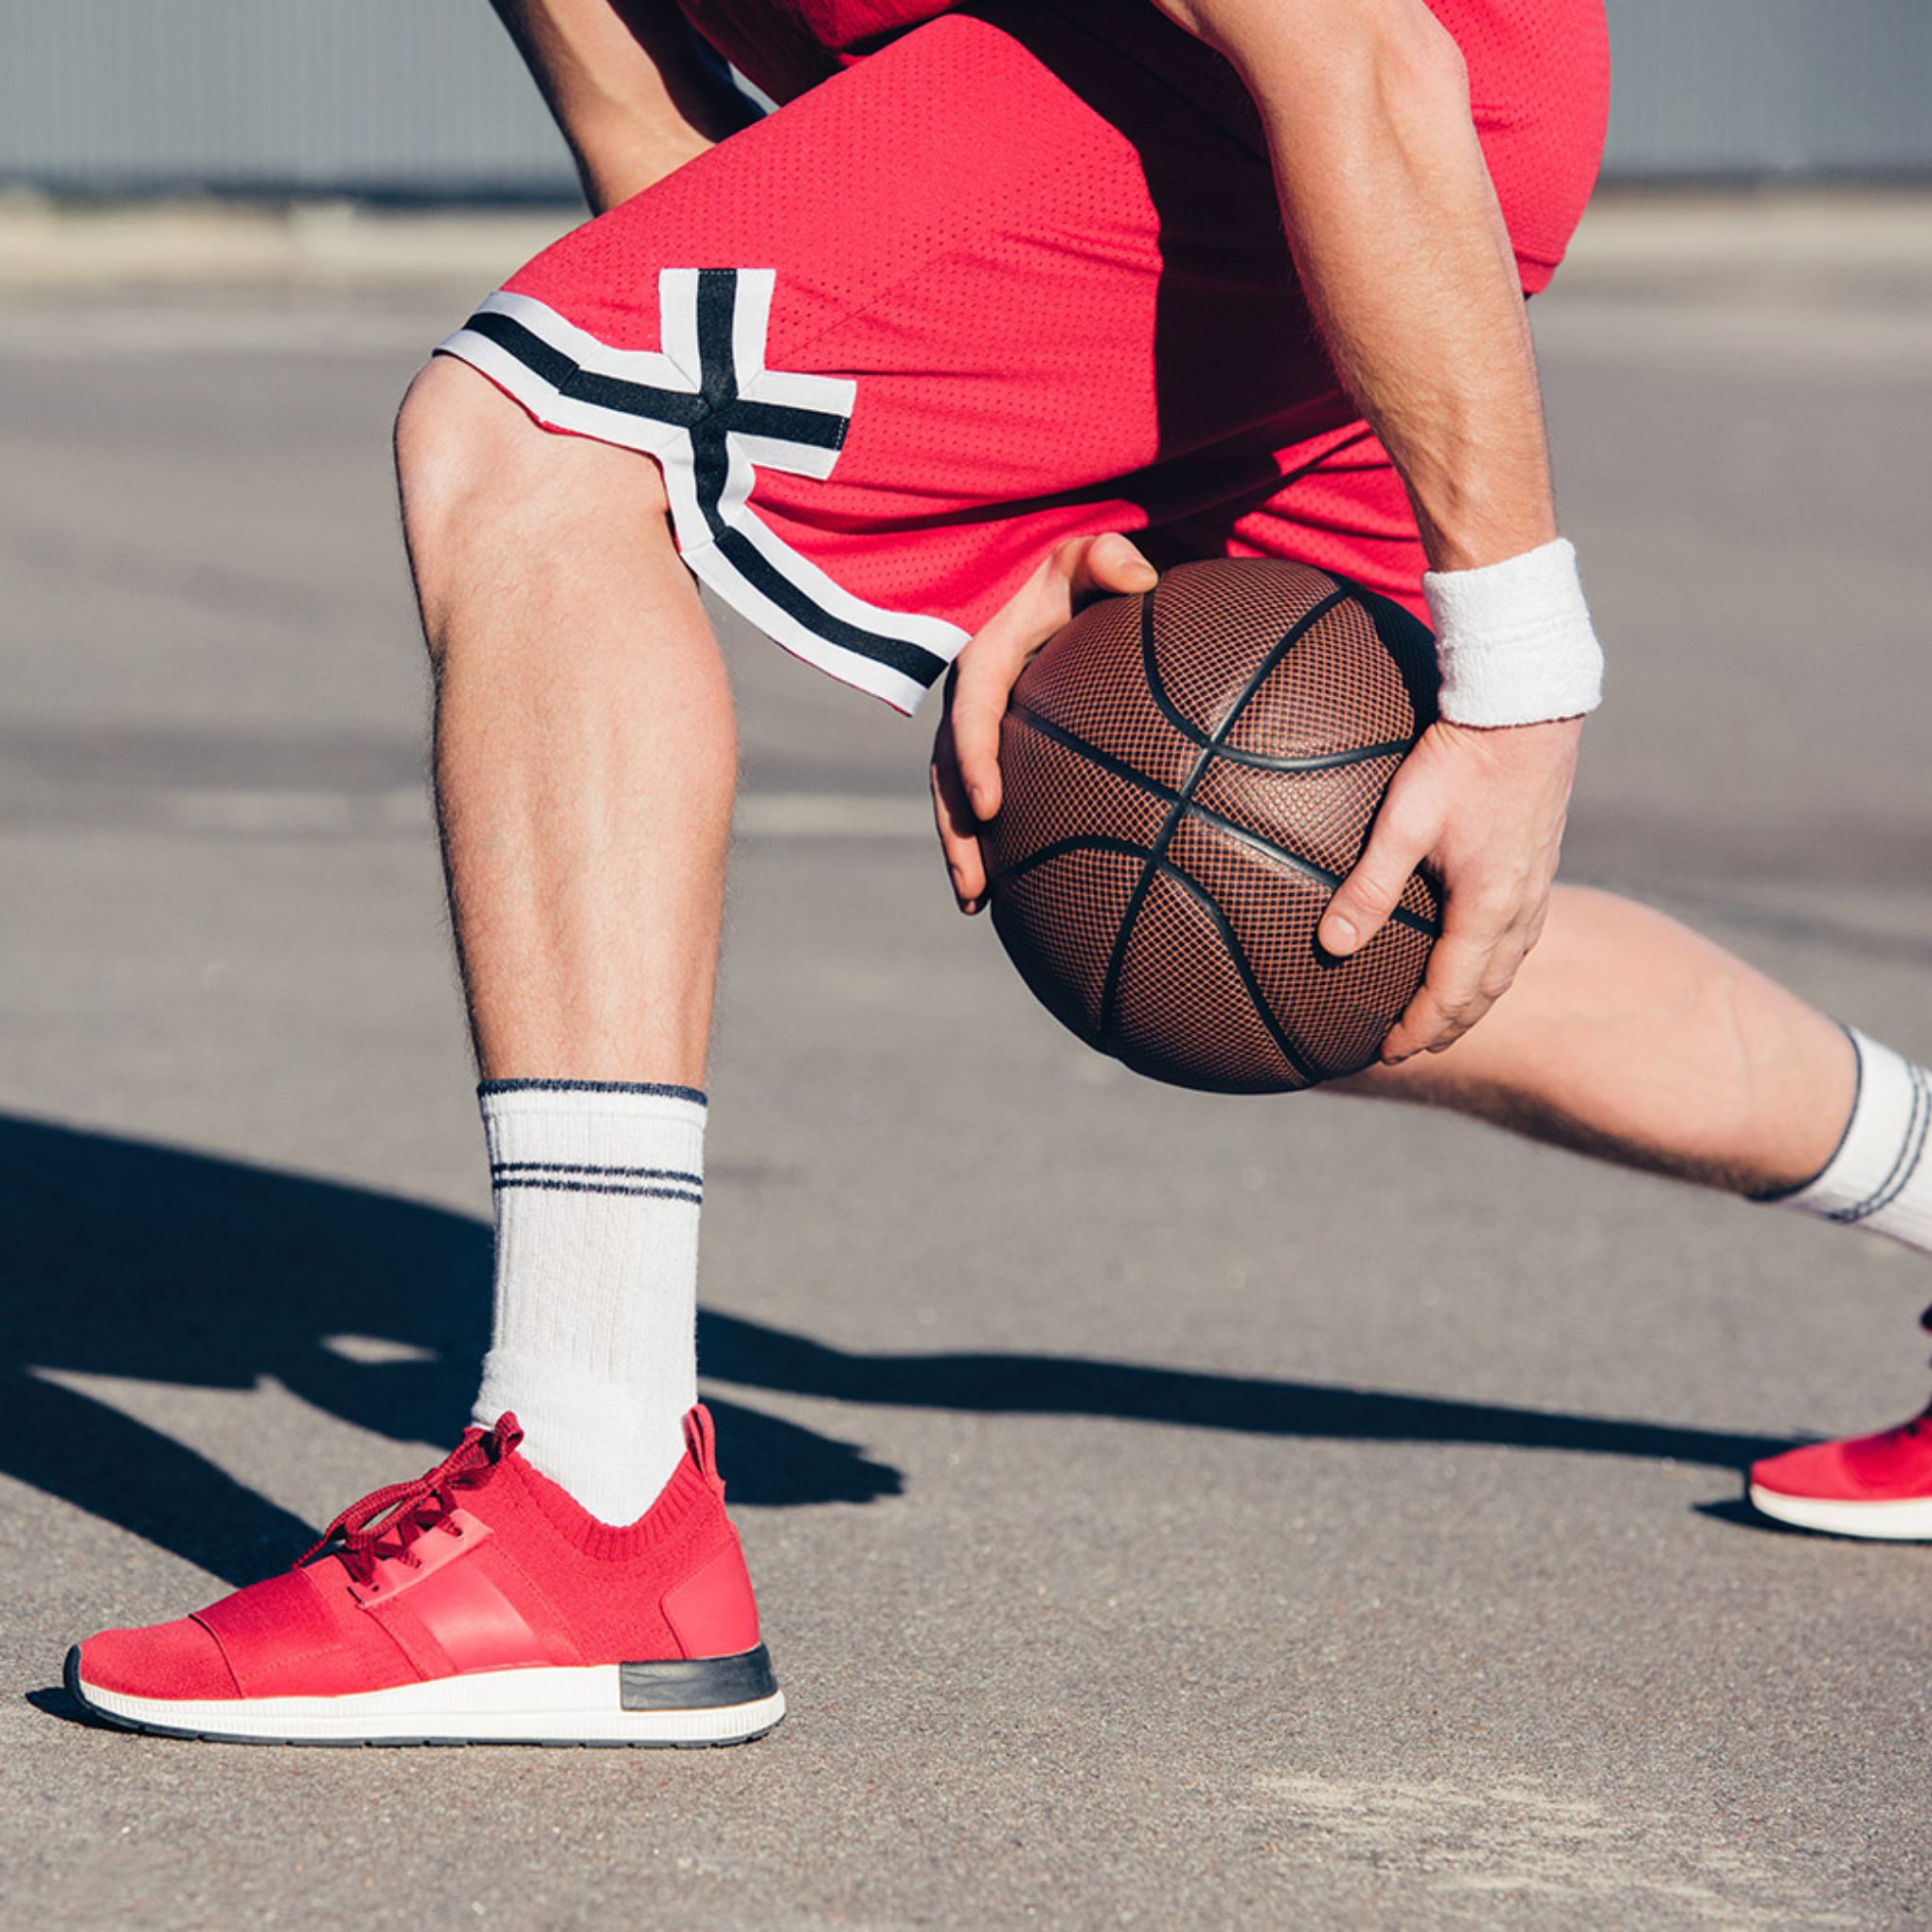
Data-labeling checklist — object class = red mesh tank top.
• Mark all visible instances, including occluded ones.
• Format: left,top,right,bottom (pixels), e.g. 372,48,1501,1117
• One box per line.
678,0,1609,291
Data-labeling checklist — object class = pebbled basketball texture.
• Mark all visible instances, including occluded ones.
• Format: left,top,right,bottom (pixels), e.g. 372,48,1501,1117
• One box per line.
982,558,1442,1094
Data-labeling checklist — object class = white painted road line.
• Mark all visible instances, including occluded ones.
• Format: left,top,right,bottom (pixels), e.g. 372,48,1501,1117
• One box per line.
146,787,931,840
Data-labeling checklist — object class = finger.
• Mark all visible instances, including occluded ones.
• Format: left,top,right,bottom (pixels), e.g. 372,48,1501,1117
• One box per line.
1380,927,1494,1062
930,731,988,914
950,651,1019,823
930,762,989,913
1428,922,1538,1049
1318,806,1432,957
1425,985,1499,1055
1476,931,1533,1012
1064,531,1159,603
950,533,1159,825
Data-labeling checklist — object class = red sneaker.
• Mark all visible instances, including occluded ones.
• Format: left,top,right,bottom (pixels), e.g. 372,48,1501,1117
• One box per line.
67,1406,783,1745
1749,1311,1932,1539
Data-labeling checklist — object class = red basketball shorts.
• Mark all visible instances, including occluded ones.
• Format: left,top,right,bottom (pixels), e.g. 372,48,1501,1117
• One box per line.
438,9,1603,714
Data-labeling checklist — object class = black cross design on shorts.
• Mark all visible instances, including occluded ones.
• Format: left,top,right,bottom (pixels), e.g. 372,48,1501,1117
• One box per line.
461,267,848,545
456,269,946,689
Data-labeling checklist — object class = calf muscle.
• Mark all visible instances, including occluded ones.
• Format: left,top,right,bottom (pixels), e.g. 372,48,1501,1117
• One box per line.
398,357,735,1084
1336,886,1856,1196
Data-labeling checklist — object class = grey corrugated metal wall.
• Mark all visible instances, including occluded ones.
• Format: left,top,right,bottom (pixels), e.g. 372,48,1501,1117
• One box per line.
0,2,580,197
0,1,1926,197
1604,0,1932,175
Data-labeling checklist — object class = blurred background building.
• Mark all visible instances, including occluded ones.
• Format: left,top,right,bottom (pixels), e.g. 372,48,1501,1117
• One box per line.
0,0,1927,201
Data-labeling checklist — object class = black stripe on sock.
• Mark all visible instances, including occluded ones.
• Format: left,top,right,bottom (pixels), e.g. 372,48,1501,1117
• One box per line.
1836,1062,1930,1224
491,1177,703,1205
477,1079,707,1107
491,1161,704,1188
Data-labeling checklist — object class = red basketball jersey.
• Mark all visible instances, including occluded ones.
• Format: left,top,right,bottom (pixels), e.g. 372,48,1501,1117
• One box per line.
679,0,1610,291
444,5,1610,710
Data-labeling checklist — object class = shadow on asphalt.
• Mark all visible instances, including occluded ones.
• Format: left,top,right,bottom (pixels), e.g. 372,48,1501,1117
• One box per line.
4,1114,1796,1585
25,1682,107,1733
1690,1496,1820,1538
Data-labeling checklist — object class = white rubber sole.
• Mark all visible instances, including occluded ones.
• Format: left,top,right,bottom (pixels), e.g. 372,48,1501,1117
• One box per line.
1746,1484,1932,1541
68,1653,785,1747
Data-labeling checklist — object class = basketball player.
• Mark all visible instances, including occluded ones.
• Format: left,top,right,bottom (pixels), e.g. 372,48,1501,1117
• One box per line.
65,0,1931,1744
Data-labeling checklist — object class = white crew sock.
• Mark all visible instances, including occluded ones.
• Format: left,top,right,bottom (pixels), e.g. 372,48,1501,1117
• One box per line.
472,1078,707,1524
1762,1029,1932,1255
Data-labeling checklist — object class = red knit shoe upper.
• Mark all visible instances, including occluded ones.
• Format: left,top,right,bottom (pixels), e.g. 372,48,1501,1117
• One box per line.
1751,1412,1932,1504
78,1405,762,1704
1751,1305,1932,1506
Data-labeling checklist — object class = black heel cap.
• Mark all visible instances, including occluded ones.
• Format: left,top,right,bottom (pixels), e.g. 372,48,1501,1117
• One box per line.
619,1644,778,1711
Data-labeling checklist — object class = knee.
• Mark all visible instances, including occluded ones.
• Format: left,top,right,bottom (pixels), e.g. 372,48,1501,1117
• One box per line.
395,356,531,542
394,354,666,559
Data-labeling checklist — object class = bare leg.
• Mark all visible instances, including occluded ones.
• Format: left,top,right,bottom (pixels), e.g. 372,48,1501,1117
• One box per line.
395,357,735,1083
393,352,740,1518
393,374,1848,1196
1338,885,1857,1196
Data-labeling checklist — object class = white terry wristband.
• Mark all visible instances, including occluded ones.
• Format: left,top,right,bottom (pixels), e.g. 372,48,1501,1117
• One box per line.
1422,536,1604,727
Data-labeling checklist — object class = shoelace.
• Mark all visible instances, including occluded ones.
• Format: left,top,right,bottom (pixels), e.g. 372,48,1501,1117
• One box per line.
298,1414,524,1588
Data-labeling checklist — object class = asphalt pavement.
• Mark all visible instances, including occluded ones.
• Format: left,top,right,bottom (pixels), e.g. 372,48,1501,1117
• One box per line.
3,192,1930,1928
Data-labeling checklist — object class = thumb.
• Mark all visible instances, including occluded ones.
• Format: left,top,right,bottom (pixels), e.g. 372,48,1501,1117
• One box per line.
1066,532,1160,601
1318,807,1431,957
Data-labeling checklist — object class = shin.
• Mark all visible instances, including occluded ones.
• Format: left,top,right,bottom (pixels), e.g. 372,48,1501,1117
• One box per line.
396,353,736,1520
397,354,736,1086
1336,885,1858,1197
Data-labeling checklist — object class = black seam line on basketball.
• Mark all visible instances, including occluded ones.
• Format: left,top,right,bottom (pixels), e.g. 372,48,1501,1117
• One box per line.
478,1079,707,1104
1144,854,1328,1086
1187,805,1441,939
1097,587,1352,1046
1835,1064,1930,1223
1137,591,1210,747
492,1178,703,1204
993,835,1321,1082
1132,578,1419,770
996,832,1174,881
1000,830,1336,897
1004,711,1436,936
1193,735,1415,775
1134,576,1427,768
993,828,1438,941
460,308,844,452
1008,709,1175,804
997,832,1172,882
491,1163,704,1186
1010,705,1407,780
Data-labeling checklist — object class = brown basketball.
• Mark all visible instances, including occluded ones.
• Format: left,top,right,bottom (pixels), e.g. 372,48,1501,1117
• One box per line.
982,558,1441,1093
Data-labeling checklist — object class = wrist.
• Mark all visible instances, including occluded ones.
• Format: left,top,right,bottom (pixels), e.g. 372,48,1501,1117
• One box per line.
1422,536,1603,728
